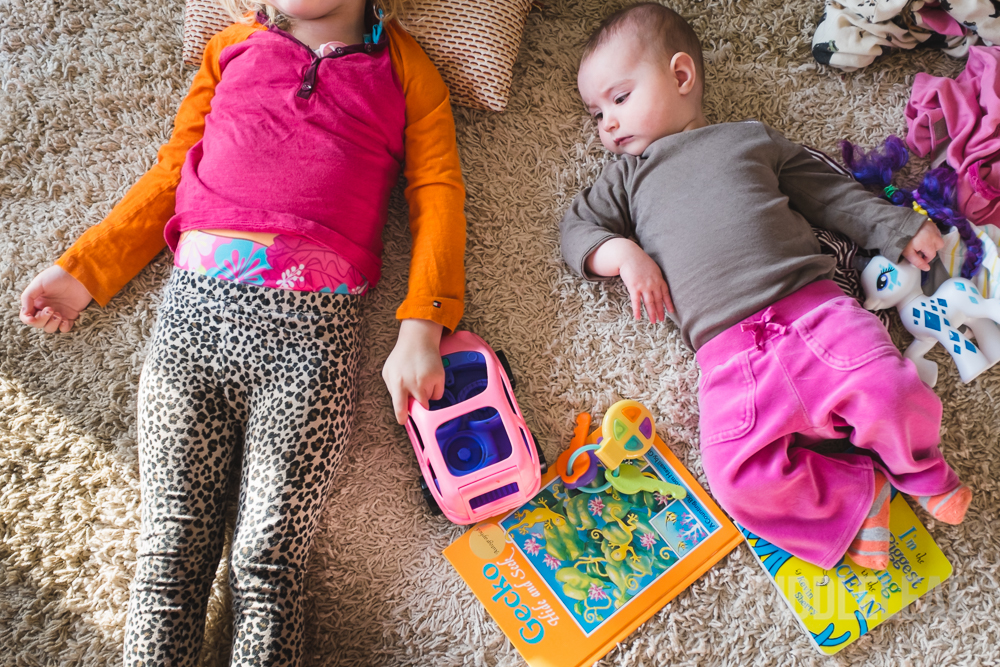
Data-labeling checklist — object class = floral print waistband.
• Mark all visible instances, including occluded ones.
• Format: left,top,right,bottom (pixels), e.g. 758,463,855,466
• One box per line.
174,230,369,296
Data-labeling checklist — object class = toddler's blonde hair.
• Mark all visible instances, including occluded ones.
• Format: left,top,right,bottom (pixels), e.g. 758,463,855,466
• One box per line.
217,0,409,29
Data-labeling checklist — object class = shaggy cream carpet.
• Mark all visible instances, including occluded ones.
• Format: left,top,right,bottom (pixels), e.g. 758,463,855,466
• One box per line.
2,0,998,665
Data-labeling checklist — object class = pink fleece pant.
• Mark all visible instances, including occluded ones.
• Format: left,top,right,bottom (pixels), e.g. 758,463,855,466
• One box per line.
696,280,960,569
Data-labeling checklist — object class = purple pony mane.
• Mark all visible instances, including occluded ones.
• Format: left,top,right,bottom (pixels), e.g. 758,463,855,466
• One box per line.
840,135,909,192
840,136,984,280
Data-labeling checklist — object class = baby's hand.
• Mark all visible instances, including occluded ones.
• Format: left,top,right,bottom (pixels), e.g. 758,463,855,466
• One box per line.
618,246,674,323
588,238,674,322
901,218,945,272
20,265,93,333
382,318,446,425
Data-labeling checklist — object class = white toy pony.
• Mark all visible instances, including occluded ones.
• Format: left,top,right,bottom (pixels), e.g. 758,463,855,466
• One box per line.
859,255,1000,387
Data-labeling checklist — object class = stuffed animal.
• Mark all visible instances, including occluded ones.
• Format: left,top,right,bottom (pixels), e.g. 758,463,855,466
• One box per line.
858,255,1000,387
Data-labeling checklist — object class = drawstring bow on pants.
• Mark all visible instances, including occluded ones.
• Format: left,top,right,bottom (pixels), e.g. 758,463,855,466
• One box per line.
740,307,786,349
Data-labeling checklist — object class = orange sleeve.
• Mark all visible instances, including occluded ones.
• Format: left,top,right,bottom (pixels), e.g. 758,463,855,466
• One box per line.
387,22,467,332
56,23,260,306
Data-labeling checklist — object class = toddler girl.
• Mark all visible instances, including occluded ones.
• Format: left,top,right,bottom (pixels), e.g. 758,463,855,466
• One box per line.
19,0,465,664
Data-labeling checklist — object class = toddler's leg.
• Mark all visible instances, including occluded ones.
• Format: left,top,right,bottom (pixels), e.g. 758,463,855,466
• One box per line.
125,300,242,667
225,300,361,666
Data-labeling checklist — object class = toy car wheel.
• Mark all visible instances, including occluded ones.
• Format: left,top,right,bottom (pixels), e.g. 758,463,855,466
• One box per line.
495,349,516,390
419,477,443,516
535,441,548,475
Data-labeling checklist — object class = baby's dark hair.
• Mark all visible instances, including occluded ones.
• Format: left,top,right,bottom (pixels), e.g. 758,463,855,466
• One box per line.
582,3,704,83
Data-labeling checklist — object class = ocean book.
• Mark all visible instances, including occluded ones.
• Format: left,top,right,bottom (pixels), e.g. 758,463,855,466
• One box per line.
740,488,953,655
444,433,741,667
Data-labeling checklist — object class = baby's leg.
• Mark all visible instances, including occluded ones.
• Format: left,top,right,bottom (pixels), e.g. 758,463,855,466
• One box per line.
790,297,969,524
125,283,244,667
915,485,973,524
846,470,892,570
225,294,362,666
699,283,966,570
702,428,878,569
698,345,878,570
817,344,964,501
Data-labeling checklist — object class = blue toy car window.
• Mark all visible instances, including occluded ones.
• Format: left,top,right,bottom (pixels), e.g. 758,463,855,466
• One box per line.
434,409,514,477
430,351,513,476
431,351,489,410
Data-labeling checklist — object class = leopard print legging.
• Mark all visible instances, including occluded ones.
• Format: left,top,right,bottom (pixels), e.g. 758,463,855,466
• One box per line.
126,269,361,666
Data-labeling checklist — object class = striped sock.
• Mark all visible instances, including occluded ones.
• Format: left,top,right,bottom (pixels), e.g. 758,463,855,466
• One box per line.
916,484,972,525
847,471,891,571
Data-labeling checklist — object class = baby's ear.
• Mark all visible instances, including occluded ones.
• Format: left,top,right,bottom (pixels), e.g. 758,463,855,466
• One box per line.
670,52,698,94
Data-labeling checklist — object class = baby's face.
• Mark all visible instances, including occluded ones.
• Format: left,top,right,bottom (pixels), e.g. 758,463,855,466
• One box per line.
578,35,696,156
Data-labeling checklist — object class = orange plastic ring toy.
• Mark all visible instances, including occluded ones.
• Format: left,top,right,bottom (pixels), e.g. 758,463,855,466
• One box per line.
556,412,592,484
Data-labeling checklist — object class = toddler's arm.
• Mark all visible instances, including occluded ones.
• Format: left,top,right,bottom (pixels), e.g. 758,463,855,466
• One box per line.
19,24,254,332
382,319,446,425
382,23,467,424
19,266,93,333
388,22,466,332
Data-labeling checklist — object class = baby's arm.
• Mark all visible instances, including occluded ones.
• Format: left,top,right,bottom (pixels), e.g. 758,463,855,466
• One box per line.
381,23,466,424
764,124,938,266
587,238,674,322
560,159,674,322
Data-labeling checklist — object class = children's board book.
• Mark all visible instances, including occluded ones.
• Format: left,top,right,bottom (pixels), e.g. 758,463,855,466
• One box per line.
740,488,953,655
444,434,741,667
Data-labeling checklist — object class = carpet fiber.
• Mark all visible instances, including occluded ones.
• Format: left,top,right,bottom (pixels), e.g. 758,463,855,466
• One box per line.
2,0,998,665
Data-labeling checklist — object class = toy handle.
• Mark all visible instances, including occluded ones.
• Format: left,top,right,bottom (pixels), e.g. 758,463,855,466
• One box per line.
596,400,656,470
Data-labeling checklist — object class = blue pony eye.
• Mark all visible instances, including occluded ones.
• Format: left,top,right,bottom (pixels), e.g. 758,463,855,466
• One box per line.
876,265,895,291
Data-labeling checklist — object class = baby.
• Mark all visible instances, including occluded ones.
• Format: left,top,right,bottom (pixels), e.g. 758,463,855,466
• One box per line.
560,2,972,570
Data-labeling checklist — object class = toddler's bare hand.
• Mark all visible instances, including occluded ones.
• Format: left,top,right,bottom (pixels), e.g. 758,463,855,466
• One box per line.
20,265,93,333
382,319,446,425
902,218,945,272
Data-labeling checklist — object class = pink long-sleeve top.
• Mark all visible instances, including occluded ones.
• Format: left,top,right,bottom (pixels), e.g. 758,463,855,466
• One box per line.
57,18,467,330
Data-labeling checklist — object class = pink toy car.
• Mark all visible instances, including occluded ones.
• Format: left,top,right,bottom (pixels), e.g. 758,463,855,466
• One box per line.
406,331,546,524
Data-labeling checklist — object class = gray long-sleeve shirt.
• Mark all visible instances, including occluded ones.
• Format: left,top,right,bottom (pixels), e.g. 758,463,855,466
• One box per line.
560,121,926,350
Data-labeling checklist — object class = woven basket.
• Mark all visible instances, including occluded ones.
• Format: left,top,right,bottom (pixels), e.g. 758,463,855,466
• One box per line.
181,0,533,112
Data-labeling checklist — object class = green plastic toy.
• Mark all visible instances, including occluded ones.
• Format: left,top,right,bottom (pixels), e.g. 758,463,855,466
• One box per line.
605,463,686,500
